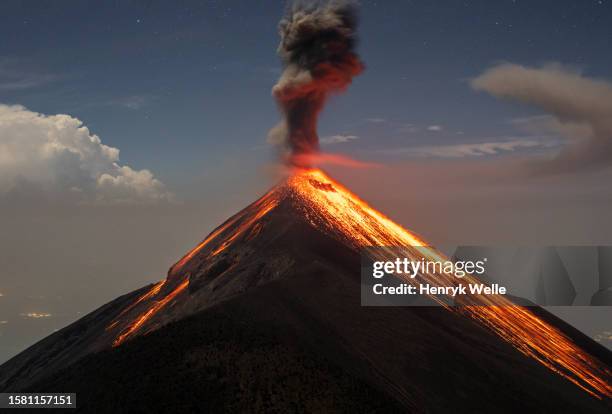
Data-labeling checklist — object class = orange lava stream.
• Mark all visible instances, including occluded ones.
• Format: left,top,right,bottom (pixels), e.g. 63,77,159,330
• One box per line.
106,280,166,331
290,169,611,400
109,167,610,400
111,192,280,348
169,218,240,275
112,279,189,347
169,192,279,275
210,193,279,256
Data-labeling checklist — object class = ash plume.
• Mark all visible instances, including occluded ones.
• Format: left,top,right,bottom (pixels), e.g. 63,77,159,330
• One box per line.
269,0,364,167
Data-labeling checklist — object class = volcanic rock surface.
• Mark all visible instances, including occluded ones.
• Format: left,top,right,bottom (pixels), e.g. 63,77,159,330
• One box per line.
0,169,610,413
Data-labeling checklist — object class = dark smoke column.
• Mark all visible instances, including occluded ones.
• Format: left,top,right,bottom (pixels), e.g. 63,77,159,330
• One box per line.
270,1,364,167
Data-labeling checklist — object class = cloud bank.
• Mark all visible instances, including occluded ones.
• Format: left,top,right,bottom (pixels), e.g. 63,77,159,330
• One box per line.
471,63,612,173
0,104,172,204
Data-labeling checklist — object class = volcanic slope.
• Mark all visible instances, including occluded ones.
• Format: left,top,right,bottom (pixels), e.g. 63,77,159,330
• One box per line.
0,169,610,413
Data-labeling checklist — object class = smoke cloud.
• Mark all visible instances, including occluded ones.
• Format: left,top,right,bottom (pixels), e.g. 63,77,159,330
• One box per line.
269,0,364,167
471,63,612,174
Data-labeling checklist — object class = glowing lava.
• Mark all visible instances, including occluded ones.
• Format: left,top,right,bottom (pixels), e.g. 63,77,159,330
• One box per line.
168,192,279,276
112,279,188,347
111,168,611,400
289,169,611,400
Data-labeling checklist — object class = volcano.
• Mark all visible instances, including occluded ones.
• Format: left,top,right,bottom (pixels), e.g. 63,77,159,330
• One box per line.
1,169,610,412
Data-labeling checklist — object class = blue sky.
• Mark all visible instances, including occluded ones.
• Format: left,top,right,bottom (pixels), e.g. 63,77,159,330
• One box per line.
1,0,611,198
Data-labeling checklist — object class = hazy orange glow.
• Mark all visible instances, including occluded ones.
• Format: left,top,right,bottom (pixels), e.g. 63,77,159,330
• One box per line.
110,167,610,399
290,152,381,169
112,279,188,347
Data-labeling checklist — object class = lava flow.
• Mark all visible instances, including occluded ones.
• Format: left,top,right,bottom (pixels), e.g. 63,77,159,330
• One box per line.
110,168,611,400
289,169,611,399
108,193,281,347
112,279,188,347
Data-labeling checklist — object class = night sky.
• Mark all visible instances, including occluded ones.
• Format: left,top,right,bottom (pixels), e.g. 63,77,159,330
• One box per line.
1,1,611,362
1,0,611,195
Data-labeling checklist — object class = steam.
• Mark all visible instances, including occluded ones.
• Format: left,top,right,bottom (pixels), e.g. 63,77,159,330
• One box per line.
269,0,364,167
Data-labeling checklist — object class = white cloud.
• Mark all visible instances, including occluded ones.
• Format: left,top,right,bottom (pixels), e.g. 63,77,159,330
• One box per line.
393,139,548,158
113,95,154,110
0,58,58,91
472,63,612,173
320,134,359,145
365,117,386,123
427,125,443,131
0,104,173,204
396,123,418,134
0,74,58,91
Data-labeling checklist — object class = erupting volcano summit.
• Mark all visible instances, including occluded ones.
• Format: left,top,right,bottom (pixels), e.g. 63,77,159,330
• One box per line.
1,1,610,412
1,168,610,412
